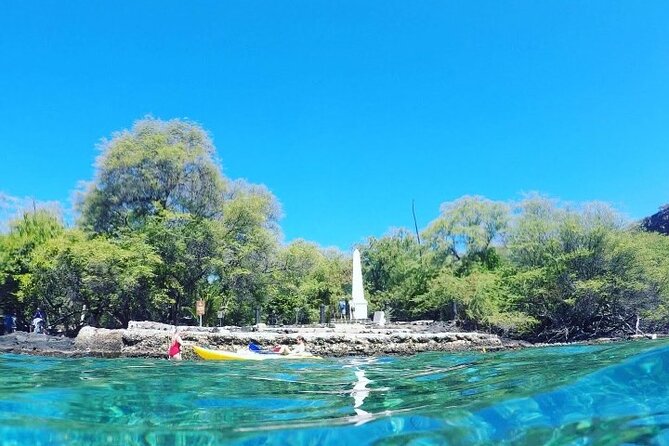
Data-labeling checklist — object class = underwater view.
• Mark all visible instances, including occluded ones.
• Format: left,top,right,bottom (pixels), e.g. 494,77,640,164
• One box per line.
2,340,669,445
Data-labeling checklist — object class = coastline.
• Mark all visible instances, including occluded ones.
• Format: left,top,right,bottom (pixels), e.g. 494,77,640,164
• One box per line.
0,320,659,359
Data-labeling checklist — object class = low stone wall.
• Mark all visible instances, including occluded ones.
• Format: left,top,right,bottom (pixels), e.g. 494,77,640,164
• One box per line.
0,321,527,359
125,329,511,359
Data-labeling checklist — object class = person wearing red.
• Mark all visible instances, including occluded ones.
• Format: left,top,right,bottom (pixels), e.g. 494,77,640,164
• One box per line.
168,329,183,360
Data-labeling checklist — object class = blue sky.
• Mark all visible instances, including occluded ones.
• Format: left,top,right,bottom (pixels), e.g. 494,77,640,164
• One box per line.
1,1,668,248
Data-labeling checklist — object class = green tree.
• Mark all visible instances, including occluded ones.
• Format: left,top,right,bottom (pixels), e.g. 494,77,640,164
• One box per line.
213,181,282,325
22,230,162,334
504,196,666,340
361,229,428,321
0,209,64,328
75,119,284,326
418,268,535,333
415,196,509,322
269,240,323,324
78,117,225,234
298,247,351,323
423,195,509,272
139,210,222,324
599,229,669,333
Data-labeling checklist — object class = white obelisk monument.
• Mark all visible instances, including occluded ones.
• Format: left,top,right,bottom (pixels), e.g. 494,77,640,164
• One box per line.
351,248,368,320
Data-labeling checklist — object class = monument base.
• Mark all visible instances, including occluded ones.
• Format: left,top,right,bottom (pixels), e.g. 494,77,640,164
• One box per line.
352,302,368,320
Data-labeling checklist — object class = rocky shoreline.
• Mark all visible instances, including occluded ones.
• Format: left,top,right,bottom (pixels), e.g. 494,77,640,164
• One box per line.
0,320,659,359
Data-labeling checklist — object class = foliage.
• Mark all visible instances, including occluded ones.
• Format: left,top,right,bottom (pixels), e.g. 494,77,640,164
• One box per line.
0,209,65,329
503,197,668,340
214,180,282,325
22,230,162,334
360,229,428,321
423,195,509,272
4,117,669,343
269,241,350,324
78,117,225,234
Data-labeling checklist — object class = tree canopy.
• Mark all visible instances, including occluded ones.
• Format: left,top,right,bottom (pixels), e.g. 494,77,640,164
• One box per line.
2,118,669,342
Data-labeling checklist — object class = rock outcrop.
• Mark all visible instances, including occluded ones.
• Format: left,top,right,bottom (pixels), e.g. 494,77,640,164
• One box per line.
0,321,523,359
0,331,76,356
74,326,124,356
642,205,669,235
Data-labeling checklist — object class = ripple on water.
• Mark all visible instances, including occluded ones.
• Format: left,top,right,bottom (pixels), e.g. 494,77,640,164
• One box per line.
2,340,669,444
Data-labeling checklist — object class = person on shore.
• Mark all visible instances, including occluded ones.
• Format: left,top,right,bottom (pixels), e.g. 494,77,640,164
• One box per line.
274,336,306,355
32,307,47,334
4,313,15,334
168,329,183,360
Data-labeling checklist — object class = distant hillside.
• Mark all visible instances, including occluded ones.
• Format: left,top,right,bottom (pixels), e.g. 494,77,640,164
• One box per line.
642,206,669,235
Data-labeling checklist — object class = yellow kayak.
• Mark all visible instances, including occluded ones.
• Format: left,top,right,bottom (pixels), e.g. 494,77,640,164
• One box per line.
192,345,320,361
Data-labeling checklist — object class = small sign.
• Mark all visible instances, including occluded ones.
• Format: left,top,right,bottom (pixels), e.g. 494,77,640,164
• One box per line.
196,300,205,316
217,311,224,319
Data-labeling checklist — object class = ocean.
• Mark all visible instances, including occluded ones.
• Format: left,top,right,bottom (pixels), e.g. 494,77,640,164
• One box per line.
2,339,668,445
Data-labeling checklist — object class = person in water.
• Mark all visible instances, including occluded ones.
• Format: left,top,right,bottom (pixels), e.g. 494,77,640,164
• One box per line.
168,329,183,360
275,336,306,355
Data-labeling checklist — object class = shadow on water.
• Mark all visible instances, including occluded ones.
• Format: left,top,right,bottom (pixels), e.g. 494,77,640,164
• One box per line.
2,339,669,445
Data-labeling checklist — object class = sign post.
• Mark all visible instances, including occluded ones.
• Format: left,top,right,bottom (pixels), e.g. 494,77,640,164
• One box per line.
196,300,205,327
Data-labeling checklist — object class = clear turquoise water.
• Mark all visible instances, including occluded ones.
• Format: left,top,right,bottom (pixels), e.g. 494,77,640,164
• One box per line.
2,340,669,445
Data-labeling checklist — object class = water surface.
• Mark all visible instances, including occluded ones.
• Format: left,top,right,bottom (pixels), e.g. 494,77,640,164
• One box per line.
2,340,669,445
